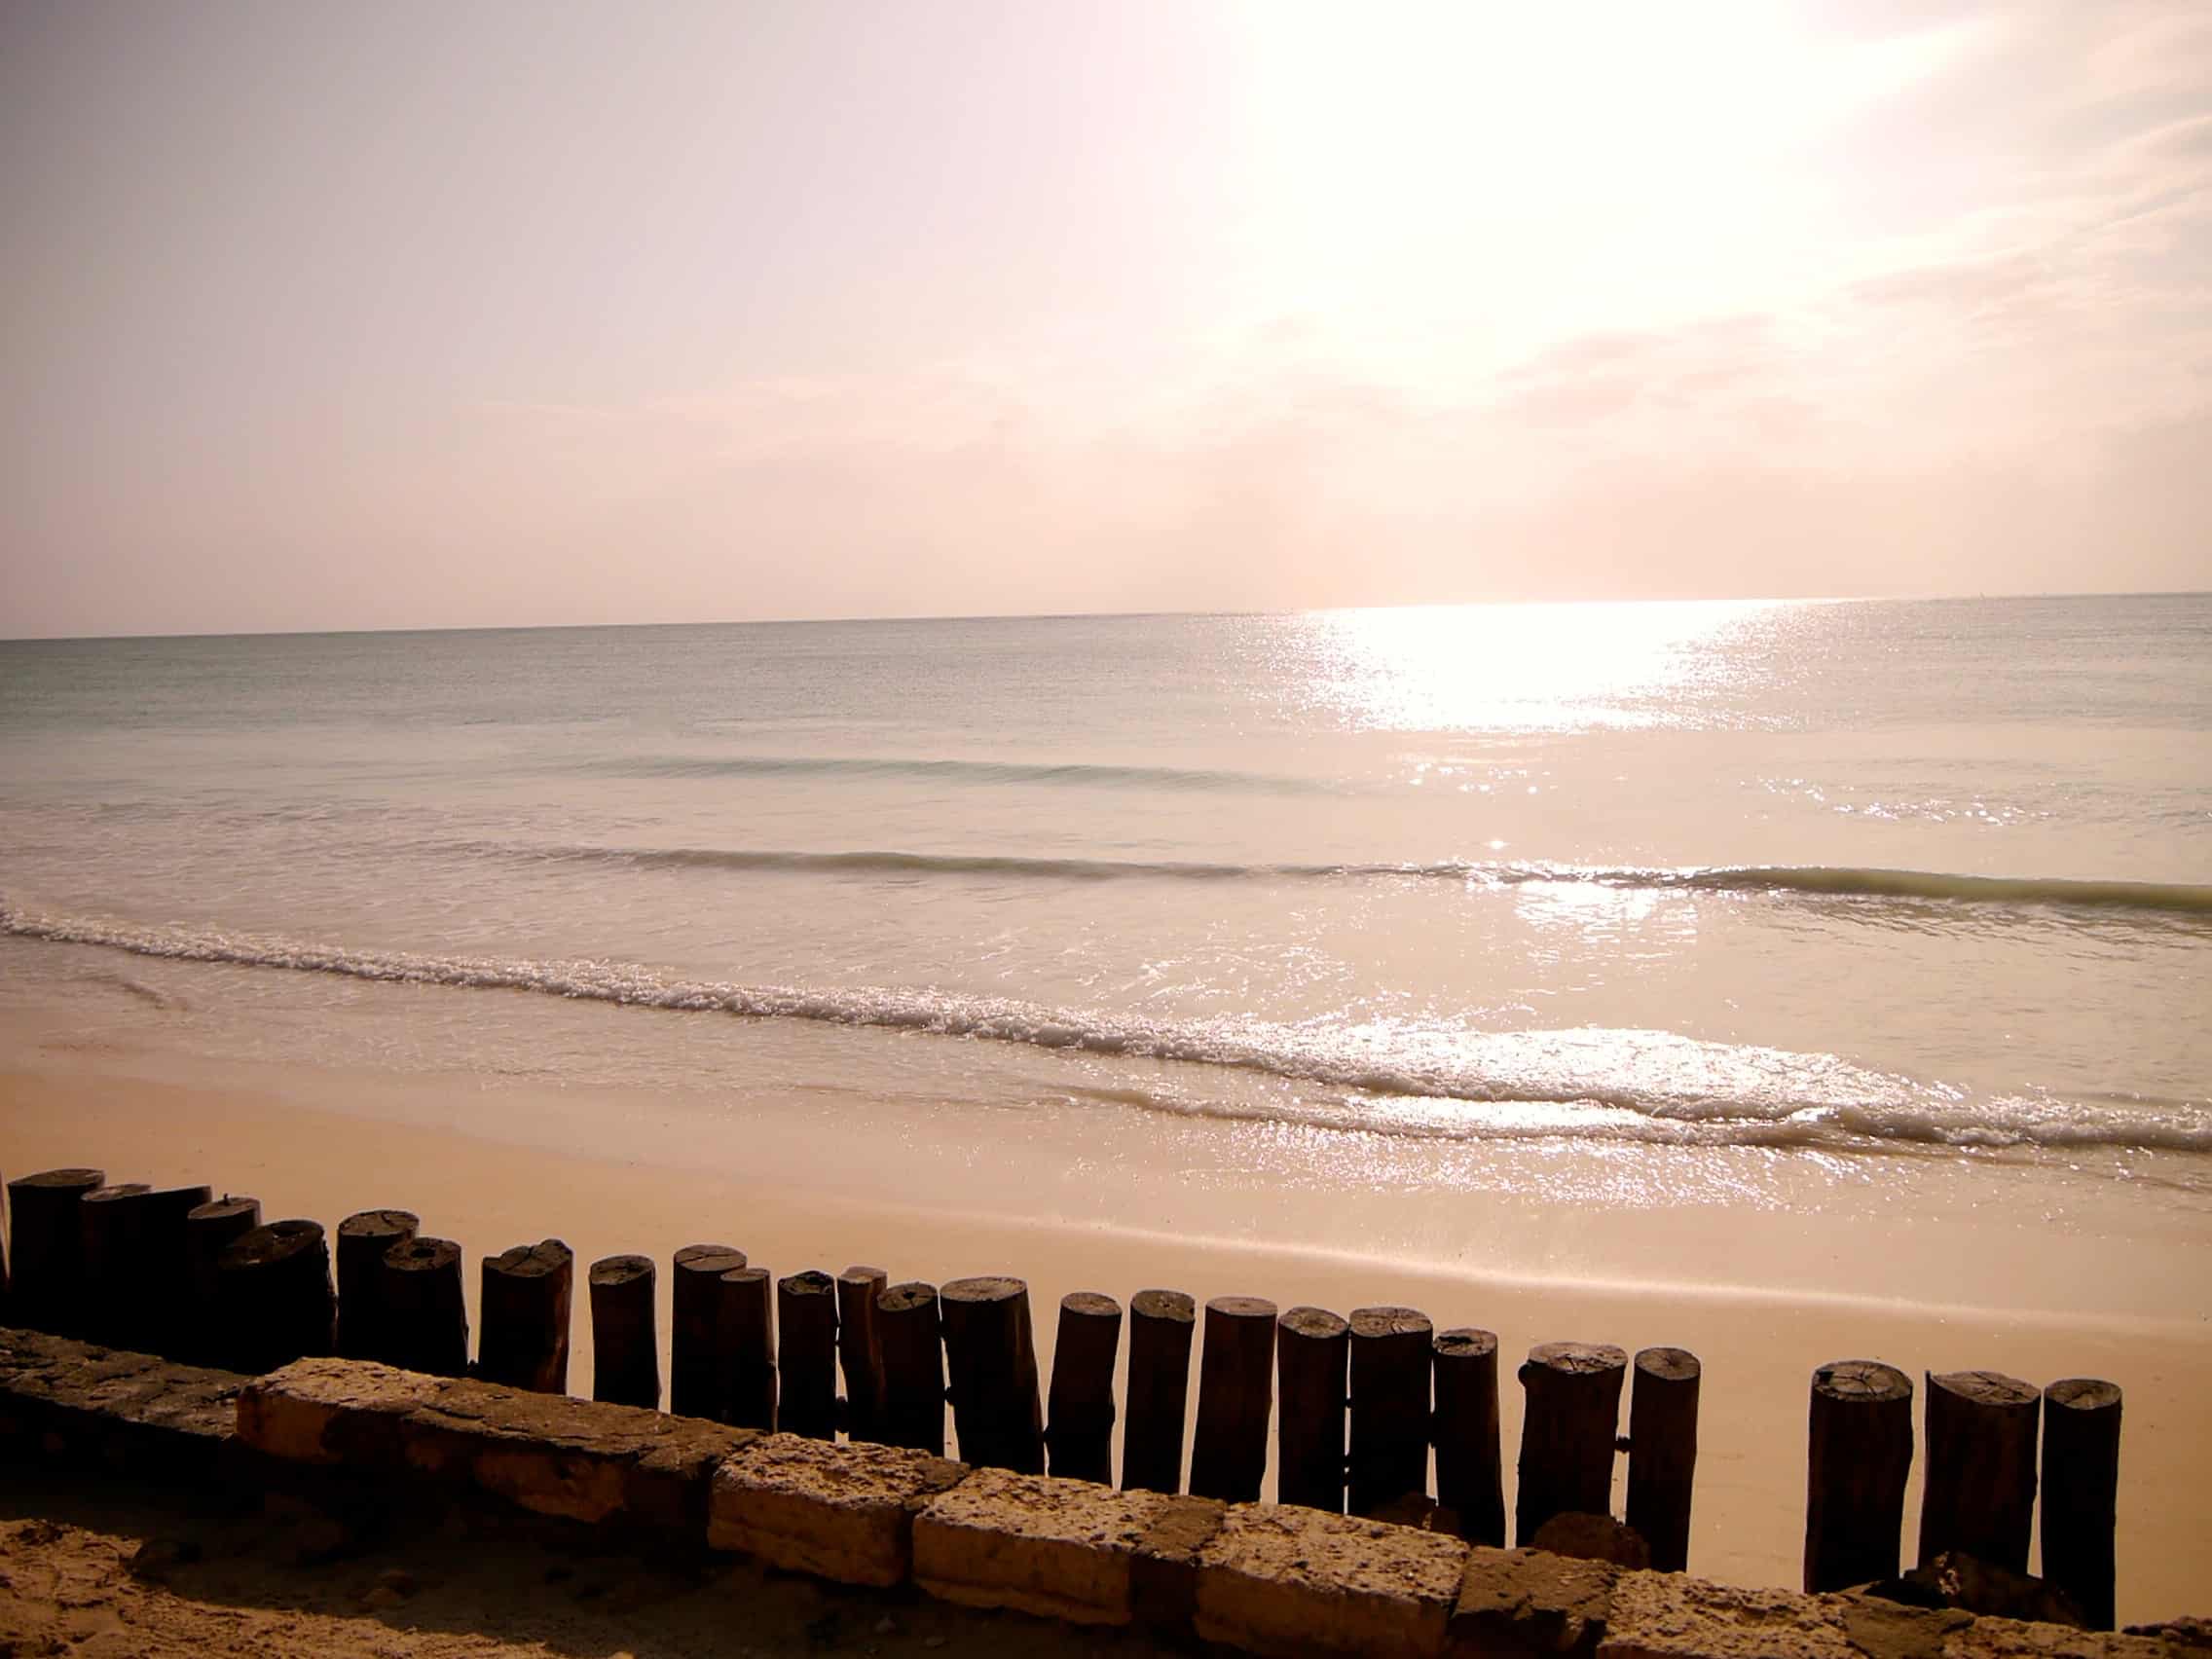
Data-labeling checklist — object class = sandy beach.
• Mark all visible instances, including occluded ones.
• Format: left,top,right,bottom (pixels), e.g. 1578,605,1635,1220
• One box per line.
6,1019,2207,1627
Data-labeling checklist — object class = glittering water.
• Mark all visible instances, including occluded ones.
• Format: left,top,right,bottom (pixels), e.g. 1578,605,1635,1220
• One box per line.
3,595,2208,1174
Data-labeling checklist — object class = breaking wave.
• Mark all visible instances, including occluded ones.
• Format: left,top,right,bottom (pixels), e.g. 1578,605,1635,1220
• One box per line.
5,897,2205,1155
489,843,2212,918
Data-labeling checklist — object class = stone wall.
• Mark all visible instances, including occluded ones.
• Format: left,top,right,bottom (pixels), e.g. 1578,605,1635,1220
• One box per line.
0,1327,2193,1659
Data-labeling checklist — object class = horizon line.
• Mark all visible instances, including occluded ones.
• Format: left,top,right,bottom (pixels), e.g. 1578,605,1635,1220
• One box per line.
5,588,2207,646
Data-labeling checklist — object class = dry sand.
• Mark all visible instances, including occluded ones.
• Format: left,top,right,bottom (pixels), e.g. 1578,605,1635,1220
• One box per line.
4,1041,2208,1628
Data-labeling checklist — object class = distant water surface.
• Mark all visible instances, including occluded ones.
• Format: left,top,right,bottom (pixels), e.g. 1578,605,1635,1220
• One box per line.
3,596,2208,1182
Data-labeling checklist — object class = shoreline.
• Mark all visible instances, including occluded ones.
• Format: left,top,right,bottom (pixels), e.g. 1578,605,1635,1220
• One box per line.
5,1040,2209,1624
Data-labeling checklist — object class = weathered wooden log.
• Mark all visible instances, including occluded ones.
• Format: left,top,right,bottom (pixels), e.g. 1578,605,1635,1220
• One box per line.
940,1275,1045,1472
1515,1342,1627,1545
79,1183,153,1347
1626,1346,1701,1572
723,1266,778,1430
335,1208,419,1362
0,1168,8,1312
1349,1306,1432,1517
1122,1288,1197,1494
588,1254,659,1409
477,1238,572,1394
380,1235,467,1377
1275,1306,1348,1513
1046,1291,1123,1485
877,1280,942,1454
215,1220,334,1374
1190,1295,1277,1503
837,1265,889,1442
1803,1359,1914,1592
138,1185,213,1359
1918,1369,2040,1573
2041,1378,2121,1631
670,1243,748,1420
183,1197,260,1363
1433,1327,1503,1546
7,1168,105,1336
778,1270,840,1441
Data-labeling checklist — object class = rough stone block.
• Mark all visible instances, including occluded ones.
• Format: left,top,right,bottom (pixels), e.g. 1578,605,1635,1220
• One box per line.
236,1354,753,1536
1452,1545,1623,1656
708,1433,968,1586
401,1378,754,1532
1194,1501,1471,1658
1,1325,246,1479
1132,1493,1226,1627
236,1356,450,1465
914,1466,1171,1625
1938,1622,2171,1659
1599,1572,1860,1658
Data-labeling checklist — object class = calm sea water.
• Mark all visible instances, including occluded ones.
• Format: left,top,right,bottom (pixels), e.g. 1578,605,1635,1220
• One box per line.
3,596,2208,1180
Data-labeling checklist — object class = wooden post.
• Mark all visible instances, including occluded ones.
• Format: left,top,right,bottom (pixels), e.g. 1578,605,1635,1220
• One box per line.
183,1197,259,1364
588,1254,659,1409
1803,1359,1913,1592
215,1220,334,1374
1515,1342,1627,1545
380,1235,468,1377
1122,1288,1196,1494
877,1280,942,1454
139,1185,212,1359
724,1266,778,1430
6,1168,105,1336
778,1270,840,1441
940,1275,1045,1473
1046,1291,1123,1485
478,1238,572,1394
1275,1307,1348,1513
1626,1346,1701,1572
837,1265,889,1442
671,1243,748,1420
1918,1369,2040,1573
1190,1295,1276,1503
1433,1327,1503,1545
335,1208,419,1362
79,1183,153,1347
1348,1306,1432,1517
2041,1379,2121,1631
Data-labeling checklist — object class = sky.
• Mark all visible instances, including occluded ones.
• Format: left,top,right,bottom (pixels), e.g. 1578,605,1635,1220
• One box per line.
2,0,2208,637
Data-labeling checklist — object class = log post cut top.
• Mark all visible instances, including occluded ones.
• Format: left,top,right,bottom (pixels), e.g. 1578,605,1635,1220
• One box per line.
1122,1288,1197,1495
1045,1290,1123,1486
1515,1341,1628,1546
1803,1359,1914,1594
940,1274,1045,1474
1432,1326,1504,1547
335,1208,419,1362
1919,1368,2040,1574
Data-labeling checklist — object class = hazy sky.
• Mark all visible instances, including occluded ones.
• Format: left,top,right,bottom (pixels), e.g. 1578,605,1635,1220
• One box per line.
3,0,2208,636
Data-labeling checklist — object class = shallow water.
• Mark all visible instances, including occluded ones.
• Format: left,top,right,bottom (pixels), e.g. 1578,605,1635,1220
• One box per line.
3,595,2207,1181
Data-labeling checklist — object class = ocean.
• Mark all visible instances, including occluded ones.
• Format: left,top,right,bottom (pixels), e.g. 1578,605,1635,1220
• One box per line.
4,595,2209,1276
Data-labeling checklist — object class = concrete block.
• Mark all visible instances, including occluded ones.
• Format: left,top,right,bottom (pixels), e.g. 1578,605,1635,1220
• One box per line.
708,1433,967,1586
1451,1545,1623,1656
1599,1572,1860,1658
914,1466,1171,1625
1194,1501,1471,1658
